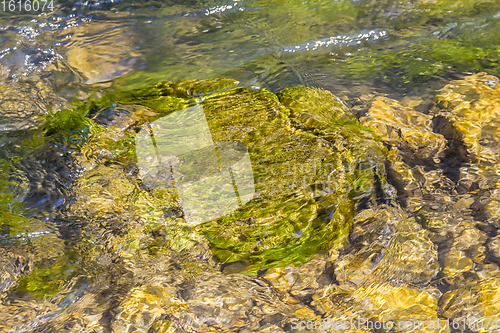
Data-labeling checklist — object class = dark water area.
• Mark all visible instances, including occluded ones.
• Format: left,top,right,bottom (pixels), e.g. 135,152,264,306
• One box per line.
2,0,500,332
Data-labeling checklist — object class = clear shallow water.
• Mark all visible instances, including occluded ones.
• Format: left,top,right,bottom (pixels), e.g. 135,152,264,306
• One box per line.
2,0,500,95
2,0,500,332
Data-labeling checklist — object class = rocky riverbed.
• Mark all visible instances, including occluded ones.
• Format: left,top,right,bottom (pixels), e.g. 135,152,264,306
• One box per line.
1,72,500,332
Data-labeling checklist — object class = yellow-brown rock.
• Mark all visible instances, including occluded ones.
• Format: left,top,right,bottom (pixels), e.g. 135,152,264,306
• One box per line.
112,284,187,333
440,278,500,331
312,282,445,333
361,96,446,161
452,226,488,251
0,300,59,332
334,205,439,289
65,23,141,84
443,249,473,279
485,187,500,227
263,258,331,299
488,235,500,258
433,72,500,163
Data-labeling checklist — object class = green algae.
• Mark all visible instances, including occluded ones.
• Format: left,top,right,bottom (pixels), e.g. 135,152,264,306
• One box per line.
0,151,39,240
64,79,386,273
16,247,81,298
109,0,500,91
0,156,81,300
252,1,500,89
0,104,102,298
354,0,500,29
332,16,500,85
0,78,387,294
200,86,385,271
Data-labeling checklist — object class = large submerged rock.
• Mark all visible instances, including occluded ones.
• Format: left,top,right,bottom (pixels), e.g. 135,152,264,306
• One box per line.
66,79,387,274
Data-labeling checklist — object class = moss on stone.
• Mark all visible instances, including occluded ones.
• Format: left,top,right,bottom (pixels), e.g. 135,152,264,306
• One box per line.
65,79,386,273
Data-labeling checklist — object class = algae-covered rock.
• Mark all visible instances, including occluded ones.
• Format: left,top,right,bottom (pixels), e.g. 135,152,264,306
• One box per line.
0,106,87,300
199,86,386,271
68,78,386,273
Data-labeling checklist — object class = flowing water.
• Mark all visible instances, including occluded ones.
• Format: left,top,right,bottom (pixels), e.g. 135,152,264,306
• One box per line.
2,0,500,332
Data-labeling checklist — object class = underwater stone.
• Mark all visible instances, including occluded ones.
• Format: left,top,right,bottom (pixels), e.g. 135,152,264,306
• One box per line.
112,273,306,332
334,205,439,288
488,235,500,258
312,281,441,332
361,96,446,162
433,72,500,164
440,277,500,326
262,258,332,300
443,249,473,279
0,248,34,294
69,79,386,272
